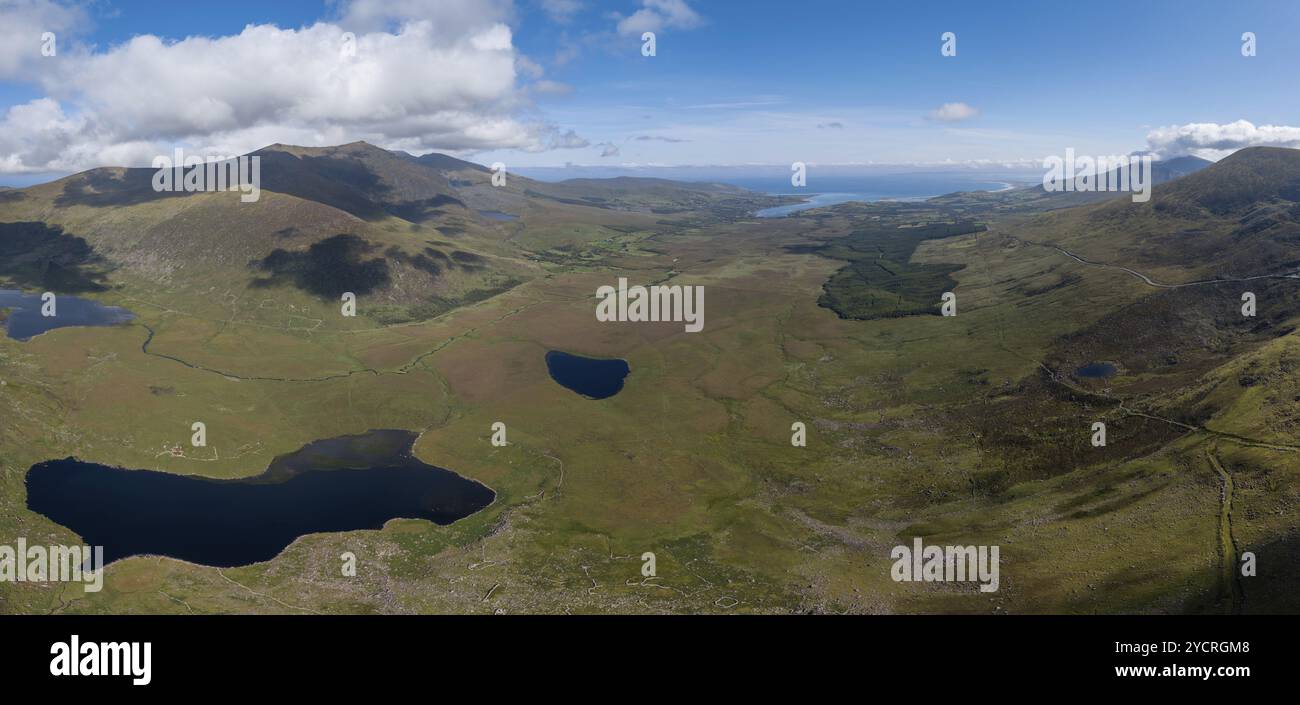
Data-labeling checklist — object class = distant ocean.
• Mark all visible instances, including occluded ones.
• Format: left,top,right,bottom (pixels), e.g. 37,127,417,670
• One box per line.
724,175,1014,217
515,166,1029,218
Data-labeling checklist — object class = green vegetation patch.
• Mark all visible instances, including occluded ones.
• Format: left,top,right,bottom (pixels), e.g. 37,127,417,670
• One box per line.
808,221,985,319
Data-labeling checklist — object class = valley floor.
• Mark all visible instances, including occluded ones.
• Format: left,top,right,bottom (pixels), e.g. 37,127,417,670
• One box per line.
3,200,1298,614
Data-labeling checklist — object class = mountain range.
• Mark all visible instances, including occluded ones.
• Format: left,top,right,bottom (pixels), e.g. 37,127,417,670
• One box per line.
0,142,775,324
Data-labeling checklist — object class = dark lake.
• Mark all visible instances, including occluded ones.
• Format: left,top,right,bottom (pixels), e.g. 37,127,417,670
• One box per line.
25,430,495,567
0,289,135,341
1074,362,1118,379
545,350,630,399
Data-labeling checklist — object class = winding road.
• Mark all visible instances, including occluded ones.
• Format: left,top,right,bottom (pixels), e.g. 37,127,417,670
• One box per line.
1023,238,1300,289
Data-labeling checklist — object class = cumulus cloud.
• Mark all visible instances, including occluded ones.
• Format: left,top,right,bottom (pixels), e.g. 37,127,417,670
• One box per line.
0,0,87,79
1144,120,1300,160
597,142,620,157
927,102,979,123
0,0,590,173
616,0,703,36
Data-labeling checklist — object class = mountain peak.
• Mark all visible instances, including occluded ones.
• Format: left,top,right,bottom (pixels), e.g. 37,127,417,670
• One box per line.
1223,145,1300,159
1152,146,1300,215
407,151,491,174
254,140,388,158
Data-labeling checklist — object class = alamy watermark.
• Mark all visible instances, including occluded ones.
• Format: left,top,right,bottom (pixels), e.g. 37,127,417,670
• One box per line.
152,148,261,203
50,635,151,686
0,538,104,592
1043,148,1152,203
891,537,999,592
596,277,705,332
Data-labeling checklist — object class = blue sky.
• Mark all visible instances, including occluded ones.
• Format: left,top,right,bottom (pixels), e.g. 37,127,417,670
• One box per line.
1,0,1298,182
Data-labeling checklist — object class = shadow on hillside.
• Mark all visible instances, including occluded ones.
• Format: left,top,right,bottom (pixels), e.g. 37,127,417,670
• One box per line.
386,194,467,222
1240,531,1300,614
0,221,110,292
250,233,390,299
54,169,177,208
255,152,391,220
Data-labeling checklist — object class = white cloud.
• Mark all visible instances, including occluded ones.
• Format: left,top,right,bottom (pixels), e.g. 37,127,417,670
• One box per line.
540,0,583,23
635,135,689,143
0,0,591,173
516,55,545,78
927,102,979,123
1144,120,1300,160
341,0,515,38
532,80,574,96
0,98,87,173
616,0,703,36
548,129,589,149
0,0,87,79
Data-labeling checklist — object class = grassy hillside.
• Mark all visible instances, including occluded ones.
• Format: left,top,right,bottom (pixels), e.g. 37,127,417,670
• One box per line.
932,155,1213,213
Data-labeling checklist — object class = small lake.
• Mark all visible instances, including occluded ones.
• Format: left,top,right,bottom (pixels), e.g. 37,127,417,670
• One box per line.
0,289,135,341
25,430,495,567
546,350,630,399
478,210,519,222
1074,362,1118,379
